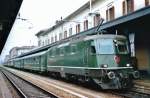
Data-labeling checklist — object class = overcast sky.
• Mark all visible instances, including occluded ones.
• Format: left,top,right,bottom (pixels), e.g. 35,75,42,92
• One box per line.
0,0,88,62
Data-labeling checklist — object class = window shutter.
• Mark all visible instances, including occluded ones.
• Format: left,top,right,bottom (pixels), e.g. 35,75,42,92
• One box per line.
106,9,108,21
78,24,80,33
122,1,126,15
84,21,85,30
131,0,134,12
86,20,88,30
94,16,96,26
109,6,115,21
145,0,149,6
76,25,78,33
127,0,134,13
84,20,88,30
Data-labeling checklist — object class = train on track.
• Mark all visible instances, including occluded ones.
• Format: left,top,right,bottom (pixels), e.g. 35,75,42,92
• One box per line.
4,34,140,89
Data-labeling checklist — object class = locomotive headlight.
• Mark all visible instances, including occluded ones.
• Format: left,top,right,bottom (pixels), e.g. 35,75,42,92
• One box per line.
100,64,108,68
126,64,130,67
103,64,108,68
107,71,115,79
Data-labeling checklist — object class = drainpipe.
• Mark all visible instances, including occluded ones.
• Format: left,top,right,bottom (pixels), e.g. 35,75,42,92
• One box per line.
129,33,135,57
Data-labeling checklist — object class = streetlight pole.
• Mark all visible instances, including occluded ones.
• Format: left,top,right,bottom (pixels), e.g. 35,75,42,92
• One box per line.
16,13,33,29
90,0,92,13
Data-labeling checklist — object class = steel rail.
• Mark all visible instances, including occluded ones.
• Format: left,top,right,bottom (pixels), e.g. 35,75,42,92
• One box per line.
109,89,150,98
1,70,27,98
2,69,58,98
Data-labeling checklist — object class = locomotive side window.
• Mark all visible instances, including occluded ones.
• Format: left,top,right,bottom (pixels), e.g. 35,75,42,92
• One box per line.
71,45,77,53
60,48,64,56
90,41,96,54
115,40,128,54
91,46,96,54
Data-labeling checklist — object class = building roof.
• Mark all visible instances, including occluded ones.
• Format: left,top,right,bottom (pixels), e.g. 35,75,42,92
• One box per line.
0,0,23,54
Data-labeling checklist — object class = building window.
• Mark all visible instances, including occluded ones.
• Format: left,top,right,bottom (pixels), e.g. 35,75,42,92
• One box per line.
55,35,57,42
51,37,54,43
145,0,150,6
64,30,67,38
106,6,115,21
59,33,63,40
38,40,41,46
48,39,50,44
42,41,44,46
93,14,100,26
84,20,88,30
69,28,72,36
45,40,47,45
76,24,80,33
122,0,134,15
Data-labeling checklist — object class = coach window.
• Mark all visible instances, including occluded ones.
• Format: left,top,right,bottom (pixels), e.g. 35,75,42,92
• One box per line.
56,48,59,56
35,57,39,64
49,49,55,57
49,49,52,56
52,48,56,57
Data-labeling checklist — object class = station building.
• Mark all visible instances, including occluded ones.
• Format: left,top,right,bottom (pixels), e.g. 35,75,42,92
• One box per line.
9,46,36,59
36,0,150,75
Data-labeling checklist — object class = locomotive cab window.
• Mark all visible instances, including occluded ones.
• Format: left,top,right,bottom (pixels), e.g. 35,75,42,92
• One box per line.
94,39,114,54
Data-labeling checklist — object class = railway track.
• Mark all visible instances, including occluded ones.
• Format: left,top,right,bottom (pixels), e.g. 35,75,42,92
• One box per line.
1,69,57,98
2,67,150,98
111,89,150,98
2,67,123,98
105,82,150,98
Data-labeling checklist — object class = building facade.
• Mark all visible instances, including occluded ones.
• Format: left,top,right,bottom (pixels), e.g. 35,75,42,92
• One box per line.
36,0,150,74
36,0,149,46
4,55,10,63
9,46,36,59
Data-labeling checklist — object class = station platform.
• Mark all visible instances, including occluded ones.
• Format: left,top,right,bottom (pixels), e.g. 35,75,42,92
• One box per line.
133,78,150,94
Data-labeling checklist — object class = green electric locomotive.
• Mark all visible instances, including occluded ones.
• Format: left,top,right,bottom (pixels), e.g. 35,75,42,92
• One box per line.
47,34,139,89
7,34,139,89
